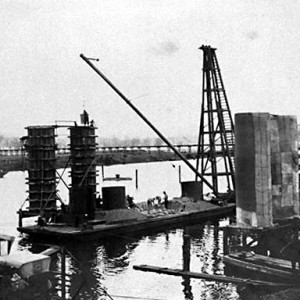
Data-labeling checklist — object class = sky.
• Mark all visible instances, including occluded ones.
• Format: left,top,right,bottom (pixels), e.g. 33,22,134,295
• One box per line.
1,0,300,141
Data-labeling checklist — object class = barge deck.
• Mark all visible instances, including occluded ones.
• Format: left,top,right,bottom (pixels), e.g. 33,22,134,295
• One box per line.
18,201,235,241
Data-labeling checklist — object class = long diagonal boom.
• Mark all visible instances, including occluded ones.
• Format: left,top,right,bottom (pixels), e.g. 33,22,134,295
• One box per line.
80,53,216,194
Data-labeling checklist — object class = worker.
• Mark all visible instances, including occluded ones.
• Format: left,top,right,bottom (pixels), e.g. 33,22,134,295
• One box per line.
127,195,137,209
37,213,47,227
156,196,162,206
147,198,154,211
163,191,169,209
82,110,89,125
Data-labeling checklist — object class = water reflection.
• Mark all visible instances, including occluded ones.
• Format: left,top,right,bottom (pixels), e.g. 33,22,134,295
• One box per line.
184,222,231,300
182,277,193,300
16,219,243,300
0,166,281,299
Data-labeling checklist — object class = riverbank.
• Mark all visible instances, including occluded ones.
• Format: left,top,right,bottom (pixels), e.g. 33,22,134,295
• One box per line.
0,150,196,174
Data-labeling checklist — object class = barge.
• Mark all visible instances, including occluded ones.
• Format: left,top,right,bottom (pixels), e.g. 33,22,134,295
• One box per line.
16,118,235,242
18,47,236,241
224,252,300,284
16,120,235,242
18,200,235,241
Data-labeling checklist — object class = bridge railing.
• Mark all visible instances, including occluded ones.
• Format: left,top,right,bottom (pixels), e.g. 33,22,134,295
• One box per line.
0,145,201,157
0,144,240,157
0,147,24,156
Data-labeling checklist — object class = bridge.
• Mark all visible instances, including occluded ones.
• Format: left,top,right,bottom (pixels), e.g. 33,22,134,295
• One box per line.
0,144,234,173
0,144,230,157
1,144,299,173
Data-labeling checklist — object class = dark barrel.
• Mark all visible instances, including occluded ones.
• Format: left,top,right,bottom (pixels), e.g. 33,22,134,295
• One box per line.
69,186,94,218
181,181,202,201
102,186,126,210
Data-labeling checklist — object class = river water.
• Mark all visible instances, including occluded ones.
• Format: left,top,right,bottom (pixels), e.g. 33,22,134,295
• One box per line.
0,161,248,300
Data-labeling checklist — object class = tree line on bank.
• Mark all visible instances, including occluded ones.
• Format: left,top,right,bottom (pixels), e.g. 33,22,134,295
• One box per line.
0,134,197,148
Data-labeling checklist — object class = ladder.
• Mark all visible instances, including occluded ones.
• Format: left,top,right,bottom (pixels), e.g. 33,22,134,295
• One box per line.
196,45,235,195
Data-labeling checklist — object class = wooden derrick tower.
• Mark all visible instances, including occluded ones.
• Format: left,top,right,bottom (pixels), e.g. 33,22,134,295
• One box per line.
196,45,235,195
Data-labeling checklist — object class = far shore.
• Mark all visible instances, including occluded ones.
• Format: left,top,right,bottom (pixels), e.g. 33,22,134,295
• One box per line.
0,151,196,174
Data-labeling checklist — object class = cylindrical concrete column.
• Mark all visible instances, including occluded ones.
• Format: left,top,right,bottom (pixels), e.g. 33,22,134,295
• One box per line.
69,125,98,218
26,126,57,214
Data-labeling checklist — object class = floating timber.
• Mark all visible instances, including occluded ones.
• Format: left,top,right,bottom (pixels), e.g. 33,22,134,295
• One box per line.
133,264,300,288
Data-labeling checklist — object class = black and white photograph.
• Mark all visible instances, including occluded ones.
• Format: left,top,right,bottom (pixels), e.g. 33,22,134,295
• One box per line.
0,1,300,299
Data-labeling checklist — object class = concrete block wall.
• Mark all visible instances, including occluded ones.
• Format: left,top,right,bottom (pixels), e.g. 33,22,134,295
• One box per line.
235,113,299,228
271,115,299,220
235,113,272,227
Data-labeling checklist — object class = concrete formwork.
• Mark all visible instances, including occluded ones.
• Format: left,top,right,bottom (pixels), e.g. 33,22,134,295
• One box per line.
26,126,57,214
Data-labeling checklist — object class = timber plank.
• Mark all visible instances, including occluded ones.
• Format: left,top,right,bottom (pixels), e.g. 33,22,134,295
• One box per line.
133,264,300,287
224,255,300,280
229,253,297,272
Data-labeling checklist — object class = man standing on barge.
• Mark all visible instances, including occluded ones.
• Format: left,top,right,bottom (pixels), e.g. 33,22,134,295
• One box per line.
163,191,169,209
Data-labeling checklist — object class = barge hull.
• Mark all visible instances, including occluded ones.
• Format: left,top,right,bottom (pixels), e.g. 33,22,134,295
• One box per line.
18,204,235,241
224,252,300,283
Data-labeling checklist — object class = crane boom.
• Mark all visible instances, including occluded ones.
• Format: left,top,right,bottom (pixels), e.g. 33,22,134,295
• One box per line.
80,53,216,194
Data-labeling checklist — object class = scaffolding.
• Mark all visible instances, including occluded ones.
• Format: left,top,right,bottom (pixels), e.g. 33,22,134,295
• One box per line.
196,45,235,195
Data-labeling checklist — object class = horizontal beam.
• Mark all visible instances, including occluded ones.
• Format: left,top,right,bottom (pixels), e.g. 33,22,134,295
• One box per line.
133,264,300,287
